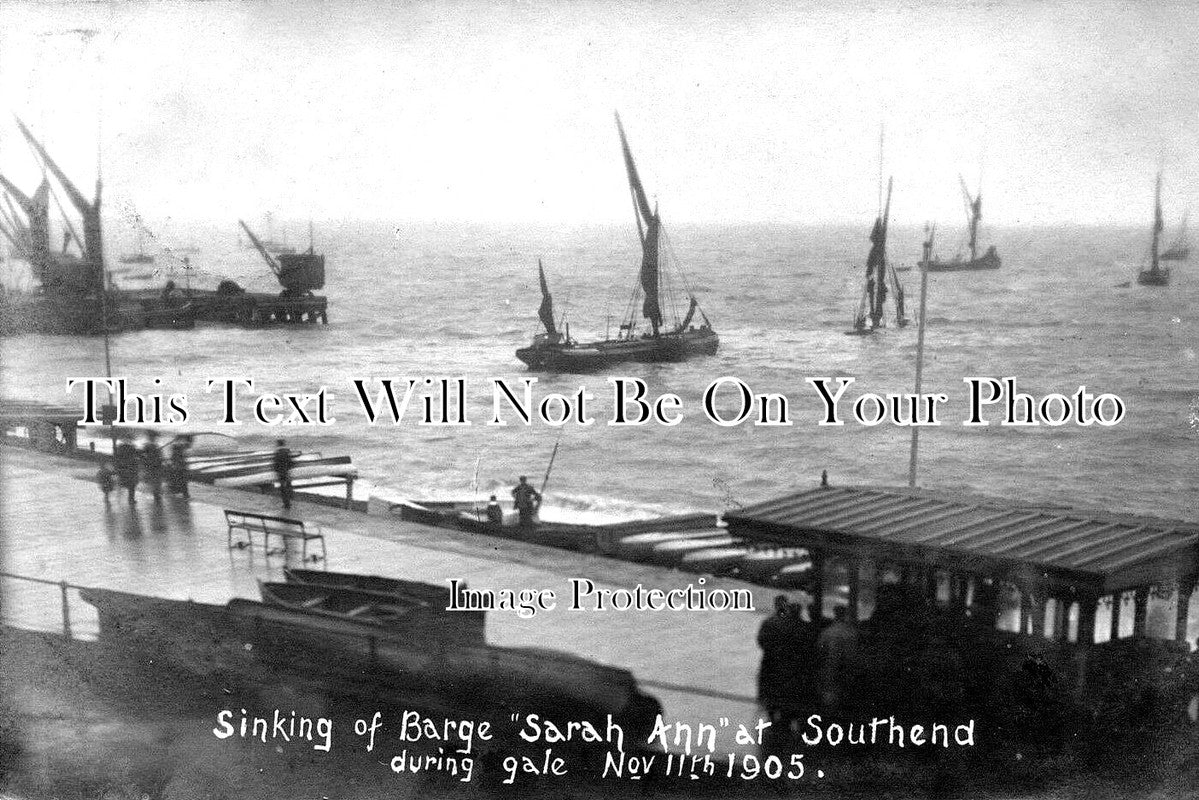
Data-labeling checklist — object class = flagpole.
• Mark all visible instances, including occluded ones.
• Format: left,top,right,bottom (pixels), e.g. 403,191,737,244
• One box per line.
908,224,934,489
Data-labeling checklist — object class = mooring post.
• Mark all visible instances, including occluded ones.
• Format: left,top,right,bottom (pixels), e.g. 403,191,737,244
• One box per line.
60,581,72,640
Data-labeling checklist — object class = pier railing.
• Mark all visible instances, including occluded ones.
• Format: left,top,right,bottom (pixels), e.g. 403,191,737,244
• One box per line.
0,571,98,641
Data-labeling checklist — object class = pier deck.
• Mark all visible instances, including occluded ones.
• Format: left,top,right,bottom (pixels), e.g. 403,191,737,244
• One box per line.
1,446,766,736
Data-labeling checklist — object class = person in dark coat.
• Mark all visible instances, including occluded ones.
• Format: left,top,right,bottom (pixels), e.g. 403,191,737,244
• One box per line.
141,432,163,503
511,476,541,530
758,594,816,725
113,436,139,504
757,595,793,722
167,435,192,497
817,605,860,714
96,457,116,503
273,439,294,510
486,495,503,528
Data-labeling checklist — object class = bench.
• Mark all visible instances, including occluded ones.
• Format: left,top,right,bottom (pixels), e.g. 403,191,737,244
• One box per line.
224,509,326,563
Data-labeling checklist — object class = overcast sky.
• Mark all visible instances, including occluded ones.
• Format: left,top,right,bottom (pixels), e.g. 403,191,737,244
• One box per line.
1,0,1197,226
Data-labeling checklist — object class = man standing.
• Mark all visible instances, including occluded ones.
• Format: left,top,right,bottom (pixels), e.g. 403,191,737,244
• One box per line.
113,435,139,504
511,475,541,531
141,432,163,503
485,495,503,528
273,439,294,511
817,605,860,714
168,435,192,498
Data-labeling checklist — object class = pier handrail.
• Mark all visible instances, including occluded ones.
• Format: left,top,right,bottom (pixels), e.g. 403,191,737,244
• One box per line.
0,570,90,640
0,570,88,590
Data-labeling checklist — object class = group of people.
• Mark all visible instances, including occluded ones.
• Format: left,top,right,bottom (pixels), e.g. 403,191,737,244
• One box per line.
98,432,192,504
757,595,860,724
483,475,542,530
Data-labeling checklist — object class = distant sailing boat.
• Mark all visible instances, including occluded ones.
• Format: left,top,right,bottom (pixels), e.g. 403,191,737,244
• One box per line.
847,177,907,336
1160,209,1189,262
1137,172,1171,287
919,176,1001,272
516,114,718,372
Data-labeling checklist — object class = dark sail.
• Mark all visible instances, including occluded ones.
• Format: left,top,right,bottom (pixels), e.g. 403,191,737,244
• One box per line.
1151,171,1163,272
615,114,662,335
867,178,893,329
537,260,558,339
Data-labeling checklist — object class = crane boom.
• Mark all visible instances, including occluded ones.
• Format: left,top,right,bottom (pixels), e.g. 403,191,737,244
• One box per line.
238,220,282,278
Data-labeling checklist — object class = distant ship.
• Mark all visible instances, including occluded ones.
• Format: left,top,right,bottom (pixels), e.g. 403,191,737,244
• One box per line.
919,176,1001,272
516,114,718,372
1137,171,1171,287
847,177,907,336
1159,210,1189,262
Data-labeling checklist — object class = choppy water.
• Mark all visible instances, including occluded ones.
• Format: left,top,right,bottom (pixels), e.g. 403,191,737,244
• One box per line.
2,221,1196,522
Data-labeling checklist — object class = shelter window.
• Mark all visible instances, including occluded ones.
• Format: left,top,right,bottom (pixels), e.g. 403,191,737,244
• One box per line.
1146,585,1176,640
1066,601,1080,643
996,582,1022,633
822,558,851,619
1042,597,1059,639
1094,595,1114,644
856,561,877,621
1117,590,1135,639
934,571,952,605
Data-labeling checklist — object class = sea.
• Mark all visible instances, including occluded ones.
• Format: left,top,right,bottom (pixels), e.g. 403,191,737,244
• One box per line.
2,221,1196,523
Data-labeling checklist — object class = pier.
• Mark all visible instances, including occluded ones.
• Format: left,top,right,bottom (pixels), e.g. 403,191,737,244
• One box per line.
0,443,767,733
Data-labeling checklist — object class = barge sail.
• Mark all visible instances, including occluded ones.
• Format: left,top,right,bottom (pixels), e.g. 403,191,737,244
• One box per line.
847,177,907,335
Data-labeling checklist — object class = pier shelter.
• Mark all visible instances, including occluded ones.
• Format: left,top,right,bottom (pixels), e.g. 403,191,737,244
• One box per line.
724,484,1199,653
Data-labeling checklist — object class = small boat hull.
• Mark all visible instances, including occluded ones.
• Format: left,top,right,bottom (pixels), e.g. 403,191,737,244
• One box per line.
516,327,719,372
1160,246,1189,262
1136,267,1171,286
920,246,1002,272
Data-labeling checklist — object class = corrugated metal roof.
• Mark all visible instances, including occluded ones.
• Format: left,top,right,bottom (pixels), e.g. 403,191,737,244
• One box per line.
726,486,1199,589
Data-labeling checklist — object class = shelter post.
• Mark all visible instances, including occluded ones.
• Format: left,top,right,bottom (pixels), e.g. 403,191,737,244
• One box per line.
1175,574,1196,644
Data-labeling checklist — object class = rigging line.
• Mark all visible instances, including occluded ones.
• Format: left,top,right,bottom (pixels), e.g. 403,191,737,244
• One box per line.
661,227,697,295
661,232,703,325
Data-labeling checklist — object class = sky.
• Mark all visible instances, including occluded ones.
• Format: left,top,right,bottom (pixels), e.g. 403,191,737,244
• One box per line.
1,0,1197,226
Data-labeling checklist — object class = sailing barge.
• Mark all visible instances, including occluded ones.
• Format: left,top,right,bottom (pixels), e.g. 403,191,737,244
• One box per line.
847,177,907,335
516,114,718,372
1137,172,1171,287
919,176,1001,272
